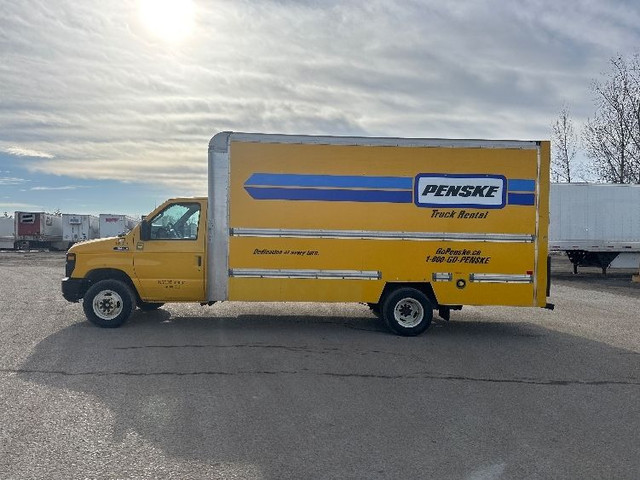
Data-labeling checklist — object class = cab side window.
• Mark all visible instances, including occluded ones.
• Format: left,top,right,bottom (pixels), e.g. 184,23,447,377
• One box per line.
149,203,201,240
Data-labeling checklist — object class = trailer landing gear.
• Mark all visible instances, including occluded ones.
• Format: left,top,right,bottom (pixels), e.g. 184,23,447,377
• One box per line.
566,250,618,275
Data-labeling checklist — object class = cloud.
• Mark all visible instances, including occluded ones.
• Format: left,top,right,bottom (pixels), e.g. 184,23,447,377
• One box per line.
30,185,86,191
0,177,29,185
4,146,54,158
0,0,639,192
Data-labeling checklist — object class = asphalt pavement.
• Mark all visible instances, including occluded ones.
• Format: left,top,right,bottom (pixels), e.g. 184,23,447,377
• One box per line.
0,252,639,479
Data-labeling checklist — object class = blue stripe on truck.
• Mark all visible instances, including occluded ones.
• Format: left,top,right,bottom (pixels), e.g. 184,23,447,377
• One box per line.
508,193,535,205
245,173,413,190
245,187,413,203
508,179,536,192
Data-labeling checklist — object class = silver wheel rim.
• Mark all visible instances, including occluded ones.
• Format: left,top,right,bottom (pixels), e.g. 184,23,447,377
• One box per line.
393,298,424,328
92,289,124,321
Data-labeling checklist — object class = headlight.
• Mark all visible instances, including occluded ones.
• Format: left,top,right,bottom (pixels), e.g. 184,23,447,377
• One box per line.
65,252,76,277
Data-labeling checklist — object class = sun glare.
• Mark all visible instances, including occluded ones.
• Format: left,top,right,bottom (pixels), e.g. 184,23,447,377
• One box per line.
139,0,195,42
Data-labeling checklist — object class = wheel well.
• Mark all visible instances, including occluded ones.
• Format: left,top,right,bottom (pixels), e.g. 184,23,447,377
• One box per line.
86,269,140,300
377,282,438,306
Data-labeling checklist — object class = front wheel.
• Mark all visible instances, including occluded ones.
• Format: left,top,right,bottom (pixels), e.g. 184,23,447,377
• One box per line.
83,279,136,328
382,287,433,336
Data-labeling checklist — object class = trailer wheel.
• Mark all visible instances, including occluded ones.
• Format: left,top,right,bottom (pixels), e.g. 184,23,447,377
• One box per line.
138,301,164,311
382,287,433,336
83,279,136,328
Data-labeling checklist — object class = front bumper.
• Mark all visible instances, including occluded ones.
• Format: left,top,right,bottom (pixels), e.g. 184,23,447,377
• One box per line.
61,277,91,302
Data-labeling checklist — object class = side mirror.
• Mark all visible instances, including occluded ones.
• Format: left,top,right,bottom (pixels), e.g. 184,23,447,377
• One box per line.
140,220,151,241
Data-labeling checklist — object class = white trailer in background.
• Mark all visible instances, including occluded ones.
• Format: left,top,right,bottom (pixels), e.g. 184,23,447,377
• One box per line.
14,211,66,250
0,216,14,249
99,214,138,238
549,183,640,274
62,214,99,247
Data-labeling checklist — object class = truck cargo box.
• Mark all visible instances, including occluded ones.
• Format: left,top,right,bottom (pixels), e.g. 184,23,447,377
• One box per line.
208,132,551,312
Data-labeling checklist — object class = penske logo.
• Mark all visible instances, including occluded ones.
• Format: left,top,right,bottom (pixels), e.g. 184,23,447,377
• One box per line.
415,174,507,208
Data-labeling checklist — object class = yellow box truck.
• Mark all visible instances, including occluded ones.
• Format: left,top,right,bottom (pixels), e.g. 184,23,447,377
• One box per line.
62,132,552,335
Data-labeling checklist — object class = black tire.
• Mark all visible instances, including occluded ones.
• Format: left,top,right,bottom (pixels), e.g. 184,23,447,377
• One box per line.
382,287,433,336
82,279,136,328
138,301,164,311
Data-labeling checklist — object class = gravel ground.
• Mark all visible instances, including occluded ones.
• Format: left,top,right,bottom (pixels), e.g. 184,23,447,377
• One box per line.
0,251,638,479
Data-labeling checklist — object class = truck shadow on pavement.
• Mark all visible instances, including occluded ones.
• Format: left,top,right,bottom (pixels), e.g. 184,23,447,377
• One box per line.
16,307,640,479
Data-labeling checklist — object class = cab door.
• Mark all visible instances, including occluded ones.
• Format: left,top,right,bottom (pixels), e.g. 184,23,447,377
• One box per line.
133,201,206,302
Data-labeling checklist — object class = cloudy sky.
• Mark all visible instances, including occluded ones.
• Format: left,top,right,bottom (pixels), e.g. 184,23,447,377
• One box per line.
1,0,639,217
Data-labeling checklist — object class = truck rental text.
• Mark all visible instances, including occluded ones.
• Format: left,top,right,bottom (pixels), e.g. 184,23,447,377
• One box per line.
62,132,553,336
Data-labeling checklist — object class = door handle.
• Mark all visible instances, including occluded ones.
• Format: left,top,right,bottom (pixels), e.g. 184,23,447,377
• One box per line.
196,255,202,268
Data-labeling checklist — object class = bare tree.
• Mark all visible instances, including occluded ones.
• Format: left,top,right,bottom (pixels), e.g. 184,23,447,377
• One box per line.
625,55,640,167
584,55,640,183
551,105,578,182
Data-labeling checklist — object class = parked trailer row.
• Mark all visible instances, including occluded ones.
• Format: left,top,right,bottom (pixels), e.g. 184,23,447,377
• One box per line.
1,212,139,250
62,214,138,244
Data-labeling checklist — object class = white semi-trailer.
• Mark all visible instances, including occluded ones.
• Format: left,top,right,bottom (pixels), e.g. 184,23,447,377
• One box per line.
549,183,640,274
14,211,66,250
0,216,14,249
99,214,139,238
62,214,99,247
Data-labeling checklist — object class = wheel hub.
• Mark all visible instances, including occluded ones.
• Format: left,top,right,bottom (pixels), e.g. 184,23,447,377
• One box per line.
393,298,424,328
93,290,124,320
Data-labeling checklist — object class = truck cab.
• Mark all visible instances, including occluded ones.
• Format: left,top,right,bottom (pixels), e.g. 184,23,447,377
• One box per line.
62,197,207,326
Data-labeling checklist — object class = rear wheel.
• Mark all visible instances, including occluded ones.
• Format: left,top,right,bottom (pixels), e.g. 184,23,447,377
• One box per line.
382,287,433,336
83,279,136,328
